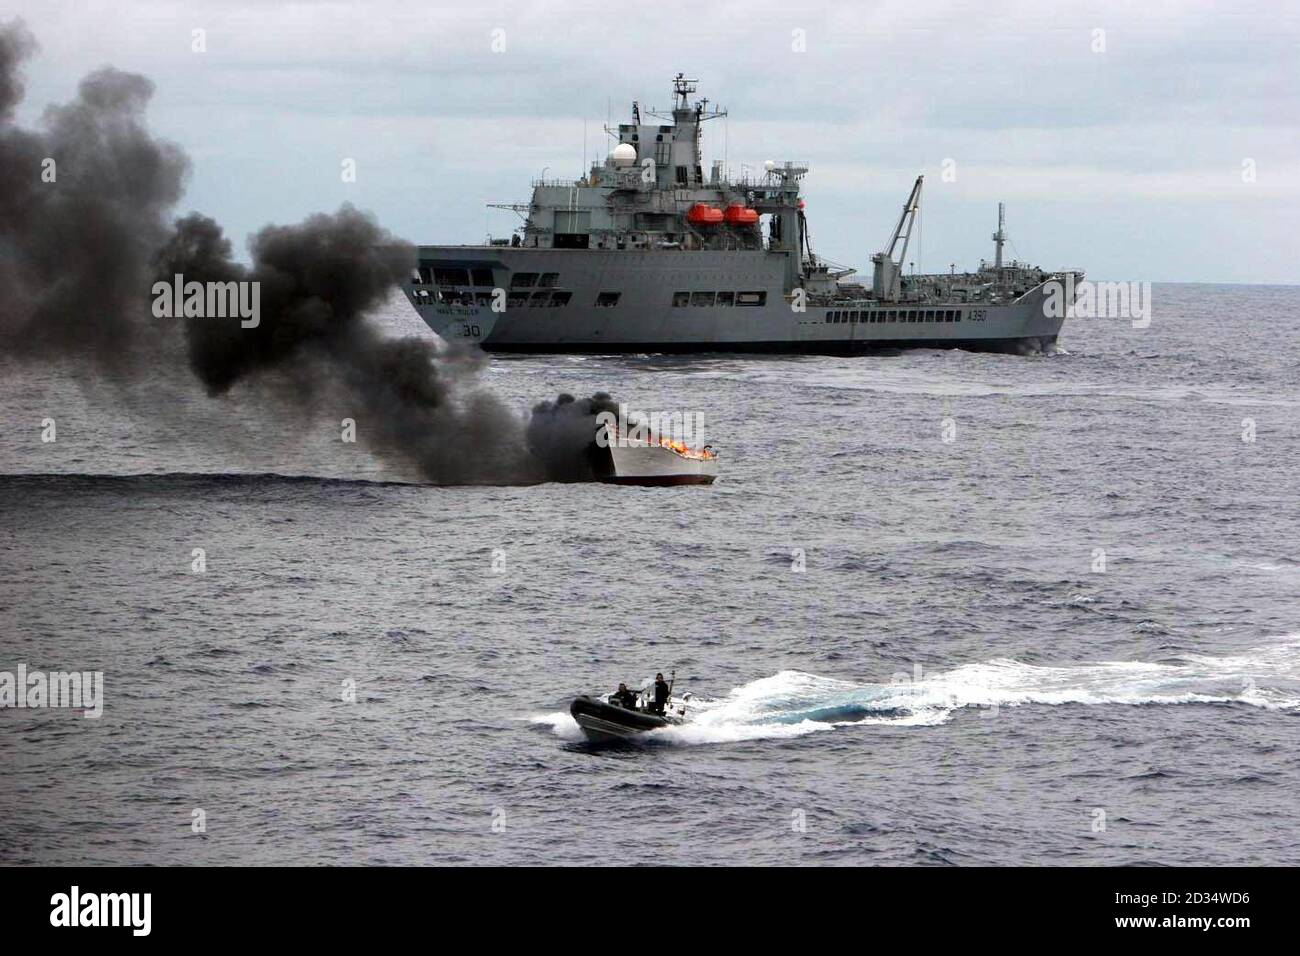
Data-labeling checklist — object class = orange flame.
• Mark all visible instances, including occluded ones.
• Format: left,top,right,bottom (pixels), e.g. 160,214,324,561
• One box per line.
658,435,715,460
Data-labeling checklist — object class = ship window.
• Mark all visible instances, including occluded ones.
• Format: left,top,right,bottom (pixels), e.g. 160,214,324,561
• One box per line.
529,291,549,307
672,291,691,307
716,292,734,307
539,272,559,288
926,310,936,322
954,310,962,321
550,291,572,307
507,293,528,309
472,268,494,287
909,310,920,323
596,292,621,307
852,311,861,323
675,166,688,185
691,292,715,307
510,272,538,288
434,267,470,287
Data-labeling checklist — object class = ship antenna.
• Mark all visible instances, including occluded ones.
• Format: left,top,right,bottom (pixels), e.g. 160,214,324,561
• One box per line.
993,202,1006,271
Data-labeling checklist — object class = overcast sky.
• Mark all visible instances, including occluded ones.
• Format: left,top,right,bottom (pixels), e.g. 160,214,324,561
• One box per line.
10,0,1299,282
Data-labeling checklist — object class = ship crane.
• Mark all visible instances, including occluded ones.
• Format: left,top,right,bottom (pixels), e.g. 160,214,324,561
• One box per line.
487,202,530,220
872,175,923,302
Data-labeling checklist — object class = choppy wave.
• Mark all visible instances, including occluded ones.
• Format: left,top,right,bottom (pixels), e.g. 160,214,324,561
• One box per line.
532,636,1300,746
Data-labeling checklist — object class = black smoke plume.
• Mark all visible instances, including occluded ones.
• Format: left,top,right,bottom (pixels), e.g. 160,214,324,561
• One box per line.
0,20,613,485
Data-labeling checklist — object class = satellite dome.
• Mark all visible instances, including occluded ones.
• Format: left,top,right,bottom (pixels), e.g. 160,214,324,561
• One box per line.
763,160,776,171
610,143,637,166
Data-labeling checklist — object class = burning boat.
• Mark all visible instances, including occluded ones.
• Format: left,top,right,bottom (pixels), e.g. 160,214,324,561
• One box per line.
593,424,718,486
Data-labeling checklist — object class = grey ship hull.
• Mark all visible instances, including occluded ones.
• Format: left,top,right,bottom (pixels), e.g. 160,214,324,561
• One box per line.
406,246,1066,355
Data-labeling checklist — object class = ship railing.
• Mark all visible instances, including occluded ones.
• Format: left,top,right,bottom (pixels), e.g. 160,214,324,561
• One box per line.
530,178,582,189
732,163,811,187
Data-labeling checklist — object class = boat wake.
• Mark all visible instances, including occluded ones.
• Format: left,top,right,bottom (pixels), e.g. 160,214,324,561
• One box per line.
530,637,1300,746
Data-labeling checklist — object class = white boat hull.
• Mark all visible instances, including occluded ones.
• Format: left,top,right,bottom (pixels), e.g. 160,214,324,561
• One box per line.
605,443,718,486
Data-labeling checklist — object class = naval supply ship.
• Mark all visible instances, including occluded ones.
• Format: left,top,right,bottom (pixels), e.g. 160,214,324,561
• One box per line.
404,74,1082,355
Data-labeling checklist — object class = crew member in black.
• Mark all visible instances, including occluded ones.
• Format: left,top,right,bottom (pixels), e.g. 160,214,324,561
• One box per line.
651,673,671,715
613,682,638,709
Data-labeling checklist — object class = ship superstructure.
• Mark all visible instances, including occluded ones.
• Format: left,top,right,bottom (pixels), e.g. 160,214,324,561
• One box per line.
404,74,1082,354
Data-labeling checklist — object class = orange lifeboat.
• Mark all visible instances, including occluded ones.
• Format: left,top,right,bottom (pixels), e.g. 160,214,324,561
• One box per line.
686,203,724,225
724,203,759,225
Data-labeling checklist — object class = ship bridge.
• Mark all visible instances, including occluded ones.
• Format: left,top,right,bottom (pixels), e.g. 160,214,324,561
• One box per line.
502,74,809,286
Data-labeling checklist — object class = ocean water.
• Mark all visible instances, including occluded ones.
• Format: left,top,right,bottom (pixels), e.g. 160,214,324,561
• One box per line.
1,282,1298,866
